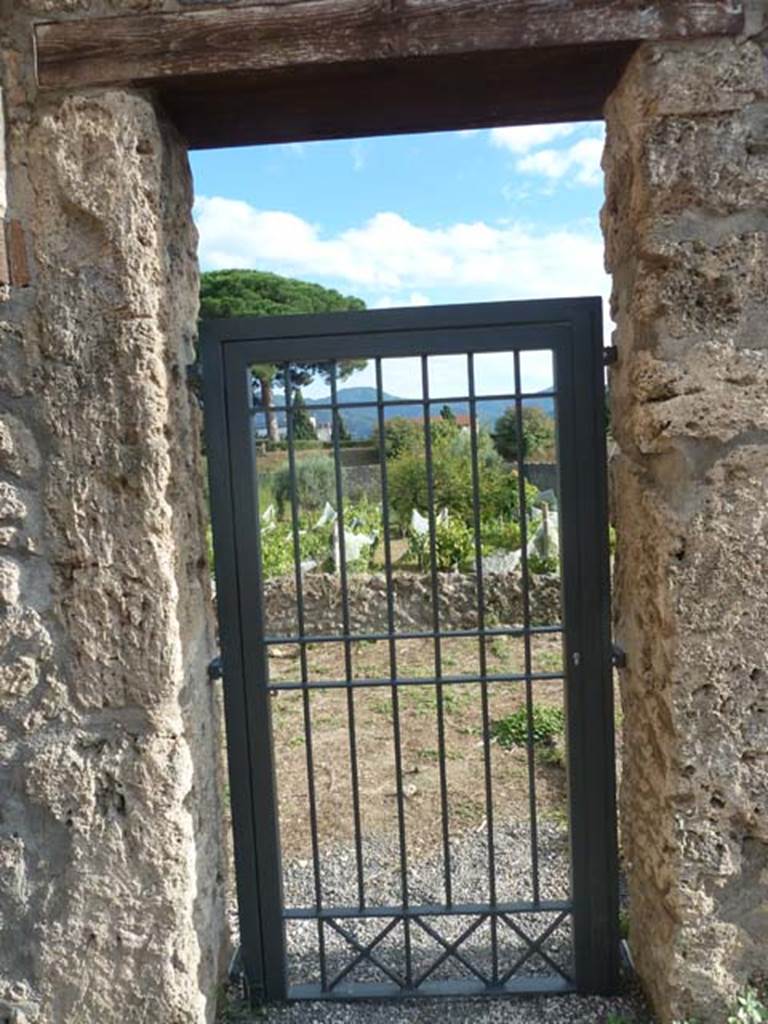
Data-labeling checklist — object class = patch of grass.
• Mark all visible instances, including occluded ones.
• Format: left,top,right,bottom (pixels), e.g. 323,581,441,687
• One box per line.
401,685,470,716
533,647,563,673
487,636,509,661
618,908,630,939
417,746,464,762
536,742,565,768
491,704,565,750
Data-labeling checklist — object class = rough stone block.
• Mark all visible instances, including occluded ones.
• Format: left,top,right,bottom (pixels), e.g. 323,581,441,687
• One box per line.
0,412,41,480
0,557,21,605
605,37,768,1024
0,77,226,1024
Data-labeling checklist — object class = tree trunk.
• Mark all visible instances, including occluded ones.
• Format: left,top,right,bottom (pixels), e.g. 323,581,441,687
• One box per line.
260,374,280,442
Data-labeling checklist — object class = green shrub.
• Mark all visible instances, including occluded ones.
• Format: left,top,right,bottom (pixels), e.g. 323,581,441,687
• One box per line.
297,521,334,567
481,517,522,553
491,704,565,750
259,526,294,578
528,552,559,575
430,518,475,571
344,498,382,537
273,456,336,514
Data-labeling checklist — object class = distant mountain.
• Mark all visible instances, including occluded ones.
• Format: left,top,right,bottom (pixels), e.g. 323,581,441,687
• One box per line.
252,386,555,440
306,387,555,440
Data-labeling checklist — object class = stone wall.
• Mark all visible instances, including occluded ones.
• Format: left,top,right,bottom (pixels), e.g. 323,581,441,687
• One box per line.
0,7,228,1023
603,33,768,1024
263,570,561,638
522,462,559,498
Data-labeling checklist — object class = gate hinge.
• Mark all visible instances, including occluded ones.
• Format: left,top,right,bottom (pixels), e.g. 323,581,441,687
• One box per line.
611,644,627,669
603,346,619,366
208,655,223,681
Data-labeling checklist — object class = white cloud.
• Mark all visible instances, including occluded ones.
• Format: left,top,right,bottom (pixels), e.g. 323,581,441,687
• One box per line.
195,197,611,398
517,136,604,187
195,198,608,304
490,124,577,154
371,291,432,310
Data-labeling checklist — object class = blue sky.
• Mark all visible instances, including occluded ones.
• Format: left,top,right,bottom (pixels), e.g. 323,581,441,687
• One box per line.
190,122,608,396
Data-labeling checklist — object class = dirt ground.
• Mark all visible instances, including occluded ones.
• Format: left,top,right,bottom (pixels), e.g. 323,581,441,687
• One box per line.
267,634,571,865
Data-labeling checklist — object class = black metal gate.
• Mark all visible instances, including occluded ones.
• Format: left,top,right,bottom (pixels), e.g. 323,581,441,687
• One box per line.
202,298,619,1004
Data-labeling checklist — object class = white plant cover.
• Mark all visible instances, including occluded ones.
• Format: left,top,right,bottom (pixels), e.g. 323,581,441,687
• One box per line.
410,508,430,536
315,501,338,528
261,503,276,526
482,550,522,574
527,504,560,561
332,520,377,571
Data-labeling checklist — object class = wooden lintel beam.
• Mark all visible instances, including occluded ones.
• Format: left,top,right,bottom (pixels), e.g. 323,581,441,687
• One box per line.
35,1,744,92
158,43,637,149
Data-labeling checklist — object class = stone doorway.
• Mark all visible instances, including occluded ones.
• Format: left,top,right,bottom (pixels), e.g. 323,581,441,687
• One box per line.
1,6,766,1024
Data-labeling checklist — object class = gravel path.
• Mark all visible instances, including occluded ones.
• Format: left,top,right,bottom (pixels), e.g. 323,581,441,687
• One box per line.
219,824,653,1024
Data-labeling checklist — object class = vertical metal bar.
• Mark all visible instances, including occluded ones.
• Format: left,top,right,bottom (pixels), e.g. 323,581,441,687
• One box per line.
329,361,366,910
221,347,288,1001
374,357,413,987
284,368,327,990
513,350,541,905
201,334,272,1003
558,304,620,993
466,353,498,984
420,355,452,907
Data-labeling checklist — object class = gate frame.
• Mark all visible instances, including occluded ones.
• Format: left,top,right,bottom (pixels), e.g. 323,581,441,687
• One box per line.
202,296,619,1003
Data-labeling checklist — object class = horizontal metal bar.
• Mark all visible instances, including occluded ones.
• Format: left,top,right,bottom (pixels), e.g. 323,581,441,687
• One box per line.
205,298,589,340
265,625,564,646
254,390,557,413
202,298,600,345
225,325,573,373
268,671,565,693
284,898,571,921
288,975,575,1000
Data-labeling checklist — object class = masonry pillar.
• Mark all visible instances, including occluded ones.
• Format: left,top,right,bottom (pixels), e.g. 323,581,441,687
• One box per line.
603,36,768,1024
0,17,228,1024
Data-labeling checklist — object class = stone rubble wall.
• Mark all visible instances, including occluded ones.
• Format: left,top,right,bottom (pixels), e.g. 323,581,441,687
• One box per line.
0,7,229,1023
263,570,562,638
603,33,768,1024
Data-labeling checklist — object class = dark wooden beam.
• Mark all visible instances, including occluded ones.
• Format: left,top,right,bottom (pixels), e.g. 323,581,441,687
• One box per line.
157,43,638,149
36,1,744,92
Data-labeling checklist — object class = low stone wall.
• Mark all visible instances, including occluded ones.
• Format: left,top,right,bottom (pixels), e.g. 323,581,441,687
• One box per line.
341,463,381,501
263,570,561,637
523,462,559,498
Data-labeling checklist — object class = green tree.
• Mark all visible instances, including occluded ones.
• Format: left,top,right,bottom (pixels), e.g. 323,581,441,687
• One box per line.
439,404,456,423
199,269,366,441
493,405,556,462
336,413,352,442
370,416,423,458
387,421,533,527
290,390,317,441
